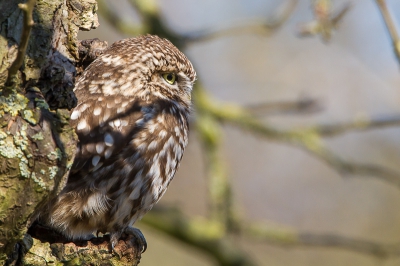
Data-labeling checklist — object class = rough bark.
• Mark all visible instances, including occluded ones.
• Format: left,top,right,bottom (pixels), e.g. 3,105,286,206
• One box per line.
0,0,141,264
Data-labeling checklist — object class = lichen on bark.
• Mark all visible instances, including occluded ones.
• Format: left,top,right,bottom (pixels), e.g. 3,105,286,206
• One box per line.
0,0,110,264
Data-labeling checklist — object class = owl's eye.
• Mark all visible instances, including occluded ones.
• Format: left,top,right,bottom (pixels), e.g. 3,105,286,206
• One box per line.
162,73,176,85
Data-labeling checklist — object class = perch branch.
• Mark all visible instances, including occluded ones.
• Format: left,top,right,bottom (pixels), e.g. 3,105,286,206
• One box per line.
376,0,400,62
4,0,36,93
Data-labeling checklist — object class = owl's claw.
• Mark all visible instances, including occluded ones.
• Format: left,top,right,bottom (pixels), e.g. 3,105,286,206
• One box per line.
110,232,119,253
125,227,147,253
109,227,147,253
111,245,122,260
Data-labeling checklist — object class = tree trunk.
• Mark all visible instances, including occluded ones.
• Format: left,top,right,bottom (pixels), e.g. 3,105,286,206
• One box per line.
0,0,141,264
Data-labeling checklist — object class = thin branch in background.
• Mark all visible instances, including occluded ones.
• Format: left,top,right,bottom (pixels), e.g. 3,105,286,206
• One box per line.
194,85,400,189
245,222,400,258
246,96,322,116
297,233,400,258
196,112,238,232
144,207,400,260
4,0,36,95
331,2,352,27
127,0,158,17
376,0,400,62
297,0,351,42
313,114,400,137
99,0,296,49
96,0,142,36
182,0,298,43
142,208,257,266
266,0,298,29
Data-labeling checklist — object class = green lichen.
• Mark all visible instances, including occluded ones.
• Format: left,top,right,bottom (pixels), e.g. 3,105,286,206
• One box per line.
0,130,29,163
34,97,49,110
13,123,29,152
22,109,37,125
31,172,46,189
47,148,62,161
31,132,44,141
0,131,6,140
0,93,28,117
22,237,59,265
0,136,22,158
19,158,30,179
48,166,58,180
40,169,46,175
66,161,73,170
0,123,34,179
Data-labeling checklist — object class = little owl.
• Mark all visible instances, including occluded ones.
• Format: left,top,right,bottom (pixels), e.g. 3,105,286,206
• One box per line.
40,35,196,251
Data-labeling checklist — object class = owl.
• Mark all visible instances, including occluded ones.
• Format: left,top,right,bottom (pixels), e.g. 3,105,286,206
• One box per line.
41,35,196,251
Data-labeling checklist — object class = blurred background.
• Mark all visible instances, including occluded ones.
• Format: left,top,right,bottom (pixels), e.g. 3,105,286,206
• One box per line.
79,0,400,265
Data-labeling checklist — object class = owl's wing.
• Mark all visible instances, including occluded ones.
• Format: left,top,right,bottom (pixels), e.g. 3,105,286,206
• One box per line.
68,94,147,178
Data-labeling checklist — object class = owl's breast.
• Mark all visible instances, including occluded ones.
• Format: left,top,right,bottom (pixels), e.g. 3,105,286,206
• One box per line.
102,103,189,225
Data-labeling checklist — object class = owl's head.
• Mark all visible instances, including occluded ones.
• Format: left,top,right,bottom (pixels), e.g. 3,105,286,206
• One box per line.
80,35,196,109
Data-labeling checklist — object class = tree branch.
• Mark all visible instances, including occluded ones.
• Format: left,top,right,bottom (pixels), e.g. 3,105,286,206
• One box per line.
142,208,256,266
376,0,400,62
4,0,36,94
196,111,237,232
245,96,322,116
144,207,400,260
245,222,400,258
97,0,142,36
313,114,400,137
98,0,297,46
182,0,298,43
297,0,351,42
194,84,400,189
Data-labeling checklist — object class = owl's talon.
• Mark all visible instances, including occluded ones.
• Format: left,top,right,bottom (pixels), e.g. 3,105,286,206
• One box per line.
109,235,122,258
125,227,147,253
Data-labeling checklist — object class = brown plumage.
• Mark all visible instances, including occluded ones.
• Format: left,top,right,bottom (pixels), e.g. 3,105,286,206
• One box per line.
40,35,196,250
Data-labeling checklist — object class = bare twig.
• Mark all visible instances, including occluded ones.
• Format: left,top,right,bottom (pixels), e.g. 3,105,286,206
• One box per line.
182,0,298,43
196,111,237,232
101,0,296,46
297,233,400,258
4,0,36,94
96,0,142,36
246,96,322,116
142,208,256,266
245,222,400,258
144,207,400,259
376,0,400,42
376,0,400,62
314,114,400,137
297,0,351,42
194,84,400,188
332,2,352,27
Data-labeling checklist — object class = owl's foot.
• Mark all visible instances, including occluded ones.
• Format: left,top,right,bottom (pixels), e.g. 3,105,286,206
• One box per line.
125,227,147,253
110,227,147,253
